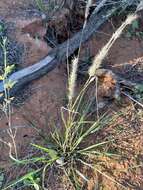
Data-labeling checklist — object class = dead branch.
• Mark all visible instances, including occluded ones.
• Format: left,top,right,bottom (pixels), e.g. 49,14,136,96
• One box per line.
0,4,117,98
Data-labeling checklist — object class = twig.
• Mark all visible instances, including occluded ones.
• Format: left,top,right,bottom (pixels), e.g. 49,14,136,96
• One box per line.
93,0,108,14
122,91,143,109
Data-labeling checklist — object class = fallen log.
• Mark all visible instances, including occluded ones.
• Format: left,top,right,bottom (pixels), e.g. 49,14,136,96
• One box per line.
0,5,118,97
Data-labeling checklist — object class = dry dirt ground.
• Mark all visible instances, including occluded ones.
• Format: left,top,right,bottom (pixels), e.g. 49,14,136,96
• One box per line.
0,0,143,190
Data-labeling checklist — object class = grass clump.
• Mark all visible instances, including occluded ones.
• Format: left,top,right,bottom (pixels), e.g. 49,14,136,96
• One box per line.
3,100,117,190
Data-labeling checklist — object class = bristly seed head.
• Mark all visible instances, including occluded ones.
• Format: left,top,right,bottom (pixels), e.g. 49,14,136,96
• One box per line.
68,57,78,103
88,14,138,77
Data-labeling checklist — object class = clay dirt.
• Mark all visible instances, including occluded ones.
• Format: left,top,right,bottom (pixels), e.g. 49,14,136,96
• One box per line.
0,1,143,190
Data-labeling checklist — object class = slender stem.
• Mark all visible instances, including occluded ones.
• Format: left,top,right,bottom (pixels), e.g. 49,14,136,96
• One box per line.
0,38,18,158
